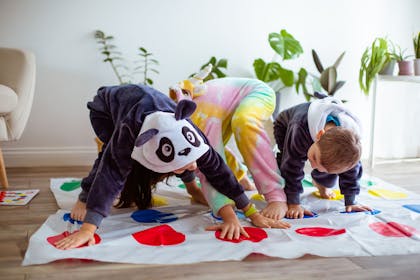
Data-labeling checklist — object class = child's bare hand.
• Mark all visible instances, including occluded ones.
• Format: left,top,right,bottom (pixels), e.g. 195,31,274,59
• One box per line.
206,220,249,240
249,212,291,229
260,201,288,220
346,204,372,213
286,204,314,219
54,229,96,250
71,200,87,221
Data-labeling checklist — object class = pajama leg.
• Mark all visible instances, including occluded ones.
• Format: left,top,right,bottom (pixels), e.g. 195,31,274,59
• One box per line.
231,87,286,203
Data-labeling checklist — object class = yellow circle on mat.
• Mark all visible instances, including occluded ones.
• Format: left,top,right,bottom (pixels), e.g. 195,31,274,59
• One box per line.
368,189,408,199
251,193,266,201
152,195,168,206
312,189,344,200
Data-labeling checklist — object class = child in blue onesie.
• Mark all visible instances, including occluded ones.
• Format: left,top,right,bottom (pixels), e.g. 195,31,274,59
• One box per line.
273,94,372,219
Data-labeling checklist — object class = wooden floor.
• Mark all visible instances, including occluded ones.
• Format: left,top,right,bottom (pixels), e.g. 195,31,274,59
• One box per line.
1,161,420,280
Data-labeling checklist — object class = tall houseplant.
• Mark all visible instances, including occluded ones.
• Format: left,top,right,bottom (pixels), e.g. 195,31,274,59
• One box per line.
94,30,159,85
359,38,389,95
413,32,420,75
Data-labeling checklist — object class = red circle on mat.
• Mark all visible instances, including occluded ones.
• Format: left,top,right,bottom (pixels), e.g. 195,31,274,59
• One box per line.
295,227,346,237
369,222,417,237
215,227,268,243
47,231,102,249
132,224,185,246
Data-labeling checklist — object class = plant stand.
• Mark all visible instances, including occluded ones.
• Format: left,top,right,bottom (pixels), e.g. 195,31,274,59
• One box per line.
369,75,420,168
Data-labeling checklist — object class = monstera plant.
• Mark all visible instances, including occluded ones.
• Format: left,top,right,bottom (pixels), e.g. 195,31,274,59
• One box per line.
253,29,303,92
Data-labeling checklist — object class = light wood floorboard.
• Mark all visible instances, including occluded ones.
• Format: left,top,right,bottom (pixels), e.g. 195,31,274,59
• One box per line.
0,162,419,280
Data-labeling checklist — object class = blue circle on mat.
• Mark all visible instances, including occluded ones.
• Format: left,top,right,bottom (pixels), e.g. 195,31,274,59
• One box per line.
403,204,420,213
63,213,83,224
285,212,318,219
339,209,381,215
131,209,178,223
211,210,245,221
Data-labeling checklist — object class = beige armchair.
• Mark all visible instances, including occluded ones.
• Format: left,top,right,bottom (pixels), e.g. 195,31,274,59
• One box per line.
0,47,36,188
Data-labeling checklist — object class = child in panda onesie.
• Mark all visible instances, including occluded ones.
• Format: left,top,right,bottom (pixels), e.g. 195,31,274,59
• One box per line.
55,84,290,250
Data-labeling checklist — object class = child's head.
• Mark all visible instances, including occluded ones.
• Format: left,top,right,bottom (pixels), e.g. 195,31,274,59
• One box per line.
169,64,212,103
131,99,209,173
307,126,361,174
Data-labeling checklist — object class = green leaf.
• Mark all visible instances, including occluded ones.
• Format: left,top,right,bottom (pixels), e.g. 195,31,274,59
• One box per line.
320,67,337,93
295,68,308,94
333,52,346,68
269,29,303,60
312,50,324,73
216,59,228,68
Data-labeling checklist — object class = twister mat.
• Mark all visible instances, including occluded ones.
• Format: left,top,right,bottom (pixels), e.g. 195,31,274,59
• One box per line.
22,175,420,265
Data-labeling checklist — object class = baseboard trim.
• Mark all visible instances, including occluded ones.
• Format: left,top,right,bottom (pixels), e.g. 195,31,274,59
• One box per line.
2,147,97,167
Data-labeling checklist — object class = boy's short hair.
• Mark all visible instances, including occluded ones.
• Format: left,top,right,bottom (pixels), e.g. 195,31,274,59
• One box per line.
317,127,361,173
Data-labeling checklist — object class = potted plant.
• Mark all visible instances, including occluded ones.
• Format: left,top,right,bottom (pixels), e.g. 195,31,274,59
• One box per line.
359,38,389,95
253,29,304,115
413,32,420,76
391,44,413,76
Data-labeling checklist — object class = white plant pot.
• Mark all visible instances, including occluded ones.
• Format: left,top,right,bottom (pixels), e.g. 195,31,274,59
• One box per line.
414,58,420,76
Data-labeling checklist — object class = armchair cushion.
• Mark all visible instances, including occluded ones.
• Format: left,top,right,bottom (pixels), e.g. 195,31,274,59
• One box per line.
0,84,18,114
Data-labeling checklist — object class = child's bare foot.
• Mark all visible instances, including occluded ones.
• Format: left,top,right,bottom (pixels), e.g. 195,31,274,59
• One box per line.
239,176,256,191
71,200,87,221
313,180,335,199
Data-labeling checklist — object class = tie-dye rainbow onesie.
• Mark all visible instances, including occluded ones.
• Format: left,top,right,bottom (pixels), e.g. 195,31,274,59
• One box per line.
183,77,286,213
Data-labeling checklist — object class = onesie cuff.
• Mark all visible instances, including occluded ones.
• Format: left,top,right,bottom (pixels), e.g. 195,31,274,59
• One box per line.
84,209,104,228
286,193,300,205
263,189,287,203
344,194,356,206
177,170,196,183
234,193,250,210
78,189,88,203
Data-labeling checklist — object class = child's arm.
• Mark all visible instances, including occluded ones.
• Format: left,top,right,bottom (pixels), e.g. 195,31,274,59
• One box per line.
184,180,208,206
339,162,372,212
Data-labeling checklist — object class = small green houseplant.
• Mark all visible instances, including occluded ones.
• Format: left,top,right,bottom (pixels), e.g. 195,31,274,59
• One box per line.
190,56,228,81
391,44,413,75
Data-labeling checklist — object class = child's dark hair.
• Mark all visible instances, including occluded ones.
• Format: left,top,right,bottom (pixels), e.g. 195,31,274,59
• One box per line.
318,127,361,173
115,160,173,209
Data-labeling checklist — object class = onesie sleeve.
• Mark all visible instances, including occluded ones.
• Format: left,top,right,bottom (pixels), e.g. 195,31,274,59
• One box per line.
83,122,138,227
339,161,363,206
277,123,312,205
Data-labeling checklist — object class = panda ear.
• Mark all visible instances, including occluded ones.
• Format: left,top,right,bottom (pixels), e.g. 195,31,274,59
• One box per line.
175,99,196,120
135,129,159,147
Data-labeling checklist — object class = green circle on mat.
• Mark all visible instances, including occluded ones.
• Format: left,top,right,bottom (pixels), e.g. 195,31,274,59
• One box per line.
60,181,81,191
302,179,313,188
361,179,376,187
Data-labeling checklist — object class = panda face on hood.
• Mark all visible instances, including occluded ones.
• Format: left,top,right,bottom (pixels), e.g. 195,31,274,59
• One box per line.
131,100,209,173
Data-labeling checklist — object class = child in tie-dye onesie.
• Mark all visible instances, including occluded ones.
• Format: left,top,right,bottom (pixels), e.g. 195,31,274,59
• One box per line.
170,72,288,220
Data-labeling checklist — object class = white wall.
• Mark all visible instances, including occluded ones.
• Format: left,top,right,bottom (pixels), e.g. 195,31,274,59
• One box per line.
1,0,419,166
